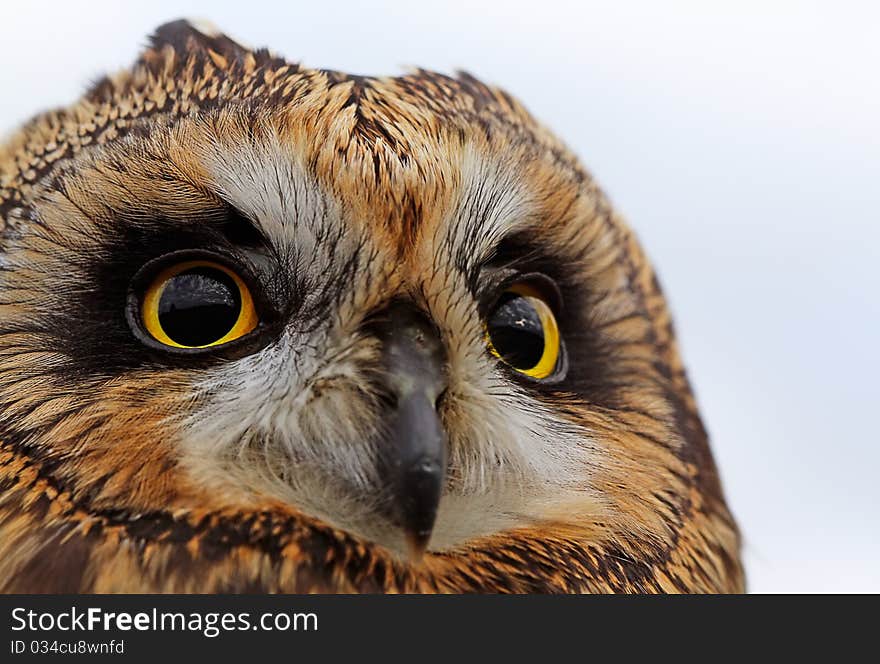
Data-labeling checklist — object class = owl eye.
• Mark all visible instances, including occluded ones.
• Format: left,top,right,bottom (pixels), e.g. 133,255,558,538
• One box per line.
486,282,561,380
140,259,258,349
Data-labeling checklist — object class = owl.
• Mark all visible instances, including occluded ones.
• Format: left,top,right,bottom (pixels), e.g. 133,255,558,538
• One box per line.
0,20,743,593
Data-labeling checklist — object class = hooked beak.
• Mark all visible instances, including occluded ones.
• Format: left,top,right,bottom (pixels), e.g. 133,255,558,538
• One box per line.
374,302,447,561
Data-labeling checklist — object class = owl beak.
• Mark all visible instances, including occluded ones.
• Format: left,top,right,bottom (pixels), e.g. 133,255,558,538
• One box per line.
375,302,448,561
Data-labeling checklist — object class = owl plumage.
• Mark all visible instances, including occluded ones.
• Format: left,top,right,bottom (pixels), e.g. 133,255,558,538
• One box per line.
0,20,743,592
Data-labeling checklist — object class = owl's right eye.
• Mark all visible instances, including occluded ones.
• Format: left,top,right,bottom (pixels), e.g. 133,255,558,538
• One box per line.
138,259,258,349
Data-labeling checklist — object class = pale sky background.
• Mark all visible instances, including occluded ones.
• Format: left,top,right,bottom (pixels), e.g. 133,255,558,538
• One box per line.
1,1,877,592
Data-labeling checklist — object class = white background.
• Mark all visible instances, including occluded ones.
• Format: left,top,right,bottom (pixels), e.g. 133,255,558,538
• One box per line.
1,1,877,592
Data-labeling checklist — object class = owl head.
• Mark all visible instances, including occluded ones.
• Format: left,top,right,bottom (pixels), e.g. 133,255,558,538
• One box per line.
0,21,742,592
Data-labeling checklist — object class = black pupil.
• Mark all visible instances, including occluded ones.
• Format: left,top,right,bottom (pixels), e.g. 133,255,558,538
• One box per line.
157,267,241,346
487,293,545,369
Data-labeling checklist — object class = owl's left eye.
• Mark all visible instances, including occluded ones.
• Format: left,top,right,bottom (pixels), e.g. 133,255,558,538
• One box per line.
139,259,258,349
485,281,563,380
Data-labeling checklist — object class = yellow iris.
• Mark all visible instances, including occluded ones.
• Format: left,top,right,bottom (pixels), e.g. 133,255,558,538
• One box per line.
141,259,258,349
486,282,560,380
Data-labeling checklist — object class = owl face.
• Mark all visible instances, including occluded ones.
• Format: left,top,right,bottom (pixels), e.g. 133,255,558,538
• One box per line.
0,21,742,589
